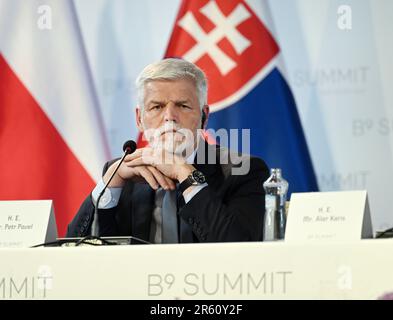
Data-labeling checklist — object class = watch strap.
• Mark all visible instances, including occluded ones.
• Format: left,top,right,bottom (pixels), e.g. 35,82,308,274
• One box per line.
179,175,195,193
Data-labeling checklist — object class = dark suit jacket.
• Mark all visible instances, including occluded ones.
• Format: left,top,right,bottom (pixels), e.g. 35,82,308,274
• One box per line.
66,143,270,243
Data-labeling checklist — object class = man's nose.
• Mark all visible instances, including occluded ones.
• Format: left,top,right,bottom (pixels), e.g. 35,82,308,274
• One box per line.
163,103,178,122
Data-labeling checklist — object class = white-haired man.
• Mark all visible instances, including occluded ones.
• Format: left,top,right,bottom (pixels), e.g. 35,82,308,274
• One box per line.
67,58,270,243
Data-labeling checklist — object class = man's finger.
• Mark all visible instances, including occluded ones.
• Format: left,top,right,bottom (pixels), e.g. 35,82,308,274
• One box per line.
136,166,159,190
146,166,175,190
127,155,156,167
124,148,153,162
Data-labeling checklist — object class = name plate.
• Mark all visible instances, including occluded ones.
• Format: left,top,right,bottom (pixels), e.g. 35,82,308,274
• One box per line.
285,190,373,242
0,200,58,248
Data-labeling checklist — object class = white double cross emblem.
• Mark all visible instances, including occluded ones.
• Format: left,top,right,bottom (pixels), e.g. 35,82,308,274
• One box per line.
178,1,252,75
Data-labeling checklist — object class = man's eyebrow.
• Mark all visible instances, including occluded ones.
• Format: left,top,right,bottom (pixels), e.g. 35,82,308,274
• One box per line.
147,100,165,105
174,100,191,105
147,99,192,105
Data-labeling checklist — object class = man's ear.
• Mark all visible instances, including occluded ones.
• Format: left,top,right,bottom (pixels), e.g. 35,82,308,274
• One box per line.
136,107,144,132
201,105,210,129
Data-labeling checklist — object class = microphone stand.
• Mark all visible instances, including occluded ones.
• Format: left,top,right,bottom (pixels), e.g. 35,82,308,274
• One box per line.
90,141,135,237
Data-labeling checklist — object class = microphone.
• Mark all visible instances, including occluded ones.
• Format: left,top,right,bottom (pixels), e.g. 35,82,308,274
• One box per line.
122,140,137,154
90,140,137,237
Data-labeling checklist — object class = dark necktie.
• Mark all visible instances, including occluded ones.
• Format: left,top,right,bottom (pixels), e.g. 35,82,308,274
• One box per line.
161,189,179,243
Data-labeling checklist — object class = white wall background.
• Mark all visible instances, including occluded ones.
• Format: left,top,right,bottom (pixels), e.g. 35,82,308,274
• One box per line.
73,0,393,232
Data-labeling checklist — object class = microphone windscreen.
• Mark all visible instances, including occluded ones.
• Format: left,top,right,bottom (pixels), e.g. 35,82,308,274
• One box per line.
123,140,137,154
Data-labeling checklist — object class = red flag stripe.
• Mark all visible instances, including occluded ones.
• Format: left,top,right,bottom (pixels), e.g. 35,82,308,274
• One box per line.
0,54,95,236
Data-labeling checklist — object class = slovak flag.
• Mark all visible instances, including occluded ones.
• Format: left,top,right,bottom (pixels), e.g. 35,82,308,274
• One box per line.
0,0,110,236
165,0,318,194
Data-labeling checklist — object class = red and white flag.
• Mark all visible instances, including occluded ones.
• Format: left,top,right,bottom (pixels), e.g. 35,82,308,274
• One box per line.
0,0,110,236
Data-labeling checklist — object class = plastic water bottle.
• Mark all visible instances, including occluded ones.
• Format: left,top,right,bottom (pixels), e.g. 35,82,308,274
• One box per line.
263,168,289,241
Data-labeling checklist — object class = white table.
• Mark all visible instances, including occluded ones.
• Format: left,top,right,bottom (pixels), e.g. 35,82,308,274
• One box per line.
1,239,393,299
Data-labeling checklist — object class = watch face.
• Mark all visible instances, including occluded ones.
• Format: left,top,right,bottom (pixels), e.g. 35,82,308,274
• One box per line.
192,170,206,184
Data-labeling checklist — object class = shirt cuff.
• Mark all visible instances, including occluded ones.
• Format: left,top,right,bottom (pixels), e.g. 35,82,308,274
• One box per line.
91,178,123,209
183,183,208,204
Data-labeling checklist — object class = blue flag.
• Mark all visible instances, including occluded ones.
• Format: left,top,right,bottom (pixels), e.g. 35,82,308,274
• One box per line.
166,0,318,194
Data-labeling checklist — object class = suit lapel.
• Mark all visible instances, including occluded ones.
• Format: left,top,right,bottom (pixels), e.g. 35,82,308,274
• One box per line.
178,143,223,243
193,143,223,189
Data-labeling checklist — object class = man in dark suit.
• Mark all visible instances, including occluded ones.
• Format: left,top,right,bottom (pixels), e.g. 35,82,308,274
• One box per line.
67,58,270,243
